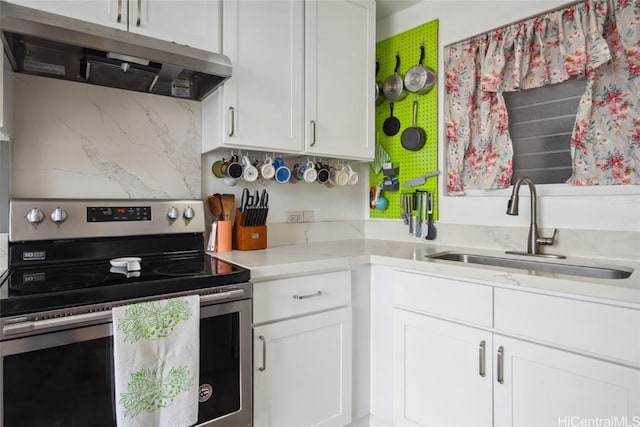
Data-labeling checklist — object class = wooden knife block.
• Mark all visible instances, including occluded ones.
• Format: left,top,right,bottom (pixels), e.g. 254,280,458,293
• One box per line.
233,209,267,250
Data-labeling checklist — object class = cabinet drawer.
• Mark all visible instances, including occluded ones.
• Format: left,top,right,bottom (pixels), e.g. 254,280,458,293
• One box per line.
253,270,351,324
495,288,640,364
393,270,493,327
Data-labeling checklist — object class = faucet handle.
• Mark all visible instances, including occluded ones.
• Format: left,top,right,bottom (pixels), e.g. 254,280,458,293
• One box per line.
537,228,558,246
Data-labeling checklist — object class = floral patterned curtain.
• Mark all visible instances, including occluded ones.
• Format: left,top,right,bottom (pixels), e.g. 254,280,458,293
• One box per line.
444,0,640,195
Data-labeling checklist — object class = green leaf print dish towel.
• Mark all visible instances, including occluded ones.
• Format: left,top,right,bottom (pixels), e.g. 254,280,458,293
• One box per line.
113,295,200,427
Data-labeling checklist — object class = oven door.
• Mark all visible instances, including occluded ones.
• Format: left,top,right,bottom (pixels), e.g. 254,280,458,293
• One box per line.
0,299,252,427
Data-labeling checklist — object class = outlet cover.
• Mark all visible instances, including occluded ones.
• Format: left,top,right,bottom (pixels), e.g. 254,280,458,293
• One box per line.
303,210,315,222
286,211,304,223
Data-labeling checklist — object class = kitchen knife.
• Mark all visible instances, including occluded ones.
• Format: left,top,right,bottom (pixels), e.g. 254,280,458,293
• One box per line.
402,170,440,188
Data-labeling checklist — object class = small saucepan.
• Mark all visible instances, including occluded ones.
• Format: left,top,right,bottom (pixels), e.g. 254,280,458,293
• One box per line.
404,45,436,95
401,101,426,151
382,54,408,101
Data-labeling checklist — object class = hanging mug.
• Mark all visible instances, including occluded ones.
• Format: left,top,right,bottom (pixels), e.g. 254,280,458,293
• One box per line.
259,157,276,181
345,163,359,185
242,156,258,182
302,161,318,183
315,162,330,184
273,157,291,183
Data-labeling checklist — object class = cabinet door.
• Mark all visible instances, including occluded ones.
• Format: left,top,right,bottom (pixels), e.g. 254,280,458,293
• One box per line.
494,335,640,427
393,309,493,427
305,0,375,160
130,0,220,52
254,307,352,427
209,0,304,153
6,0,125,29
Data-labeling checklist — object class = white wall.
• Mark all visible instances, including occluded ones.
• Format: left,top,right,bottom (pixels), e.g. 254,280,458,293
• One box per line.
377,1,640,233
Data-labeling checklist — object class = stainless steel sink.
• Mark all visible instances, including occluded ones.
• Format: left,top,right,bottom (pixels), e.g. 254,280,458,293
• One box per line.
426,253,633,280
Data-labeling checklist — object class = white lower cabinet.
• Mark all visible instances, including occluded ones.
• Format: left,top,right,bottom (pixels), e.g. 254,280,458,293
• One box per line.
393,309,492,427
252,269,353,427
254,307,352,427
494,335,640,427
391,270,640,427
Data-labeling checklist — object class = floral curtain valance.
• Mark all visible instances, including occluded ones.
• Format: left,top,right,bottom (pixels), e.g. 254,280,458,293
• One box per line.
445,0,640,195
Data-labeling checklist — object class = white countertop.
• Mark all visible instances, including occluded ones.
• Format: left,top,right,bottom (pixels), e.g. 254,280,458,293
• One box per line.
210,239,640,309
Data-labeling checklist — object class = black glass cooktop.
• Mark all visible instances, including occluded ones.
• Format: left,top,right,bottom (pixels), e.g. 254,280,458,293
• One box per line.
0,253,249,317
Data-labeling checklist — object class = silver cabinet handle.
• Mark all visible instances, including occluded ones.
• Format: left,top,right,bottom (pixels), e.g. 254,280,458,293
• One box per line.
258,335,266,372
497,345,504,384
117,0,122,23
293,291,322,300
310,120,317,147
228,107,235,137
136,0,141,26
479,340,486,377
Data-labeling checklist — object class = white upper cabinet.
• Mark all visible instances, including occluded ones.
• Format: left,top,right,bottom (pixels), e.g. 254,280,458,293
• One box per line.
128,0,220,52
305,0,375,160
203,0,304,153
203,0,374,160
5,0,127,30
5,0,220,52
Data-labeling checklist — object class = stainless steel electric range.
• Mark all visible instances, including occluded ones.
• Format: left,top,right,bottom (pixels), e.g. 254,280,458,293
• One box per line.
0,199,252,427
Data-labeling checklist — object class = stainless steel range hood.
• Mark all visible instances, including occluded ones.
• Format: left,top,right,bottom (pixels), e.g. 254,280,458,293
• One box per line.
0,2,232,101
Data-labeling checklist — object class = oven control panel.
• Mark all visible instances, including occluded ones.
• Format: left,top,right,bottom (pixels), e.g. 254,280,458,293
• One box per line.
87,206,151,222
9,199,206,242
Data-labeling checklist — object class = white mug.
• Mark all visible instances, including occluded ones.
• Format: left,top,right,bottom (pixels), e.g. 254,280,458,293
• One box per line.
242,156,258,182
328,163,348,187
260,157,276,180
303,161,318,183
346,163,359,185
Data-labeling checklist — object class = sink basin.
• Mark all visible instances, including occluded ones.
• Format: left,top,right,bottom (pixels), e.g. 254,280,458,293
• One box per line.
426,252,633,280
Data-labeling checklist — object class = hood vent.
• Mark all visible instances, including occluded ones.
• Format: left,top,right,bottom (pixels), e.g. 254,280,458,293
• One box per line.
0,2,232,101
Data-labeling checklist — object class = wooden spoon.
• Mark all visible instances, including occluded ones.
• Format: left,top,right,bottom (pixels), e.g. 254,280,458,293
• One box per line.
206,194,223,220
221,194,235,221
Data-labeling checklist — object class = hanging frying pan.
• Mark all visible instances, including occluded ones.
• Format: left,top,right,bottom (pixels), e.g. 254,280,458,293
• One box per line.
382,54,408,101
401,101,426,151
383,102,401,136
404,45,436,94
375,60,385,106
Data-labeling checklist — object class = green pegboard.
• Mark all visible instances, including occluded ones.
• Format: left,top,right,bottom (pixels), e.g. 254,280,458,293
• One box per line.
371,19,439,220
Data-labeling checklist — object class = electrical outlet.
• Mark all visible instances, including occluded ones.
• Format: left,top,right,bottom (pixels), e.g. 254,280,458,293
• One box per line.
303,210,315,222
286,211,304,223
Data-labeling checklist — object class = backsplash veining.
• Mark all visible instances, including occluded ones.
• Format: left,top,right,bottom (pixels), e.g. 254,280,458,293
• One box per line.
12,75,202,199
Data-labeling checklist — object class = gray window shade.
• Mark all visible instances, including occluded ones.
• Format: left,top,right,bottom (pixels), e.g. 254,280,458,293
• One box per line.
503,77,586,184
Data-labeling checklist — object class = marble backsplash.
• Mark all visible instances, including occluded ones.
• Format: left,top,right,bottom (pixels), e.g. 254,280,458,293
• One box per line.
365,220,640,262
12,75,202,199
222,218,639,262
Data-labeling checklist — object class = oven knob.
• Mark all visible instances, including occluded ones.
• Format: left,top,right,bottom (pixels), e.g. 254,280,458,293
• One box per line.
183,206,195,220
167,206,179,220
50,207,68,224
26,208,45,224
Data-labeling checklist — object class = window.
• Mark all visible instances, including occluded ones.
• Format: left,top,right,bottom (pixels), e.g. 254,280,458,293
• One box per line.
503,77,585,185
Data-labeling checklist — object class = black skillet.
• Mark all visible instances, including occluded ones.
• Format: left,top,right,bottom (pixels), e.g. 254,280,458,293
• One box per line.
383,102,401,136
401,101,426,151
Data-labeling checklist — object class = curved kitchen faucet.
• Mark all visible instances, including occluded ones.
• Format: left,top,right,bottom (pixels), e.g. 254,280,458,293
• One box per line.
506,176,565,259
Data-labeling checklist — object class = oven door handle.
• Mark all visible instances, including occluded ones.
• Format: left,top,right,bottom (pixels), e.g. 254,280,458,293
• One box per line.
3,289,246,336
